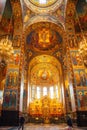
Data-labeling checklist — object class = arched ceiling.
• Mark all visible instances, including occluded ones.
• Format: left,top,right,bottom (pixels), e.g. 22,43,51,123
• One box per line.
26,26,63,52
29,54,62,70
30,63,60,86
25,0,58,7
22,0,67,28
25,22,66,54
24,0,64,13
29,55,62,86
0,0,87,35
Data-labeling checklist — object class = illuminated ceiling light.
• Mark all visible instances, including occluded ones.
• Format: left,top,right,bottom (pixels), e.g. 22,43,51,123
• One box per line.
39,0,46,4
0,36,14,69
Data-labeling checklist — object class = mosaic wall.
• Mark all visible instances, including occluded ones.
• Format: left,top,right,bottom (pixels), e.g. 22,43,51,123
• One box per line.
0,0,6,21
70,50,83,66
0,0,13,35
76,90,87,110
0,0,87,113
3,89,18,110
0,0,23,111
66,1,87,112
75,0,87,32
10,50,20,66
26,28,62,51
5,68,19,88
74,69,87,87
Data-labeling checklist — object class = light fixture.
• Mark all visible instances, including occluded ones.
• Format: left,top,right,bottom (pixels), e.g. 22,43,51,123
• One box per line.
0,14,14,69
0,36,14,69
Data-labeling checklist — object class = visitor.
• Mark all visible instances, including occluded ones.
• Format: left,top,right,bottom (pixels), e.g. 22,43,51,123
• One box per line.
18,115,25,130
66,115,73,130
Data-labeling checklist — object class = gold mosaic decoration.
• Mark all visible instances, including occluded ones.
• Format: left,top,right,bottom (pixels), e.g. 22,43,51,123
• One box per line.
24,0,63,13
29,0,57,7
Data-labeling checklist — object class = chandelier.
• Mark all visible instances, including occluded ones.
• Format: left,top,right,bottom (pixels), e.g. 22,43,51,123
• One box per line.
79,39,87,67
0,36,14,69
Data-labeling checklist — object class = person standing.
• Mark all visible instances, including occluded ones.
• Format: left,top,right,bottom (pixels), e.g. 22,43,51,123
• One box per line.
66,115,73,130
18,116,25,130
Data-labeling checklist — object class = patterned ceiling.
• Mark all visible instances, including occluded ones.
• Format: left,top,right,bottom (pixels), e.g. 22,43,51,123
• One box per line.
0,0,87,33
24,0,64,13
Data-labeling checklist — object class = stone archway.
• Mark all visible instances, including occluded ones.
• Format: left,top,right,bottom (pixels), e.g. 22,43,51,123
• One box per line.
27,54,66,123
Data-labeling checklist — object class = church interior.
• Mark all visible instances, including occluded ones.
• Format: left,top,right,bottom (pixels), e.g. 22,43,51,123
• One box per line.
0,0,87,127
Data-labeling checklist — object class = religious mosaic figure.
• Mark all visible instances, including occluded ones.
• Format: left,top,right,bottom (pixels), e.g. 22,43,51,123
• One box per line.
78,91,83,109
6,72,13,87
13,71,18,87
10,91,16,109
79,71,86,86
71,52,78,65
74,71,80,86
4,92,10,108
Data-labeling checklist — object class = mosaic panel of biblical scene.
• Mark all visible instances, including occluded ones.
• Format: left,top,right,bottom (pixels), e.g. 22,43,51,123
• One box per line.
77,90,87,110
3,89,18,110
74,0,87,33
70,50,83,66
74,69,87,87
26,28,62,51
5,69,19,88
10,49,20,66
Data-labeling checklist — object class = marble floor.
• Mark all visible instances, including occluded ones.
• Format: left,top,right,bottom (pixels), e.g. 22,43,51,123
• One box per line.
0,123,87,130
25,123,69,130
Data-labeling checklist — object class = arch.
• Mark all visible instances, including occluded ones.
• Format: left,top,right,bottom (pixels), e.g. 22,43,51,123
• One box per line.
29,54,62,71
24,15,65,29
24,22,66,51
27,55,65,118
28,54,63,86
24,0,63,13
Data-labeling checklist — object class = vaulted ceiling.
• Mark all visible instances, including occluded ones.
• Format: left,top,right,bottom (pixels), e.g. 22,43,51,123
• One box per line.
0,0,87,35
0,0,87,86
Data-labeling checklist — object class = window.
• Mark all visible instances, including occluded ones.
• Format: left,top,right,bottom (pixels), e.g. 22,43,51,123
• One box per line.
37,87,40,99
43,87,47,96
50,86,54,99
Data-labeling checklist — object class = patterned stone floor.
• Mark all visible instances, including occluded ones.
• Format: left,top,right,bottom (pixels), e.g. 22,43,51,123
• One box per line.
0,123,87,130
